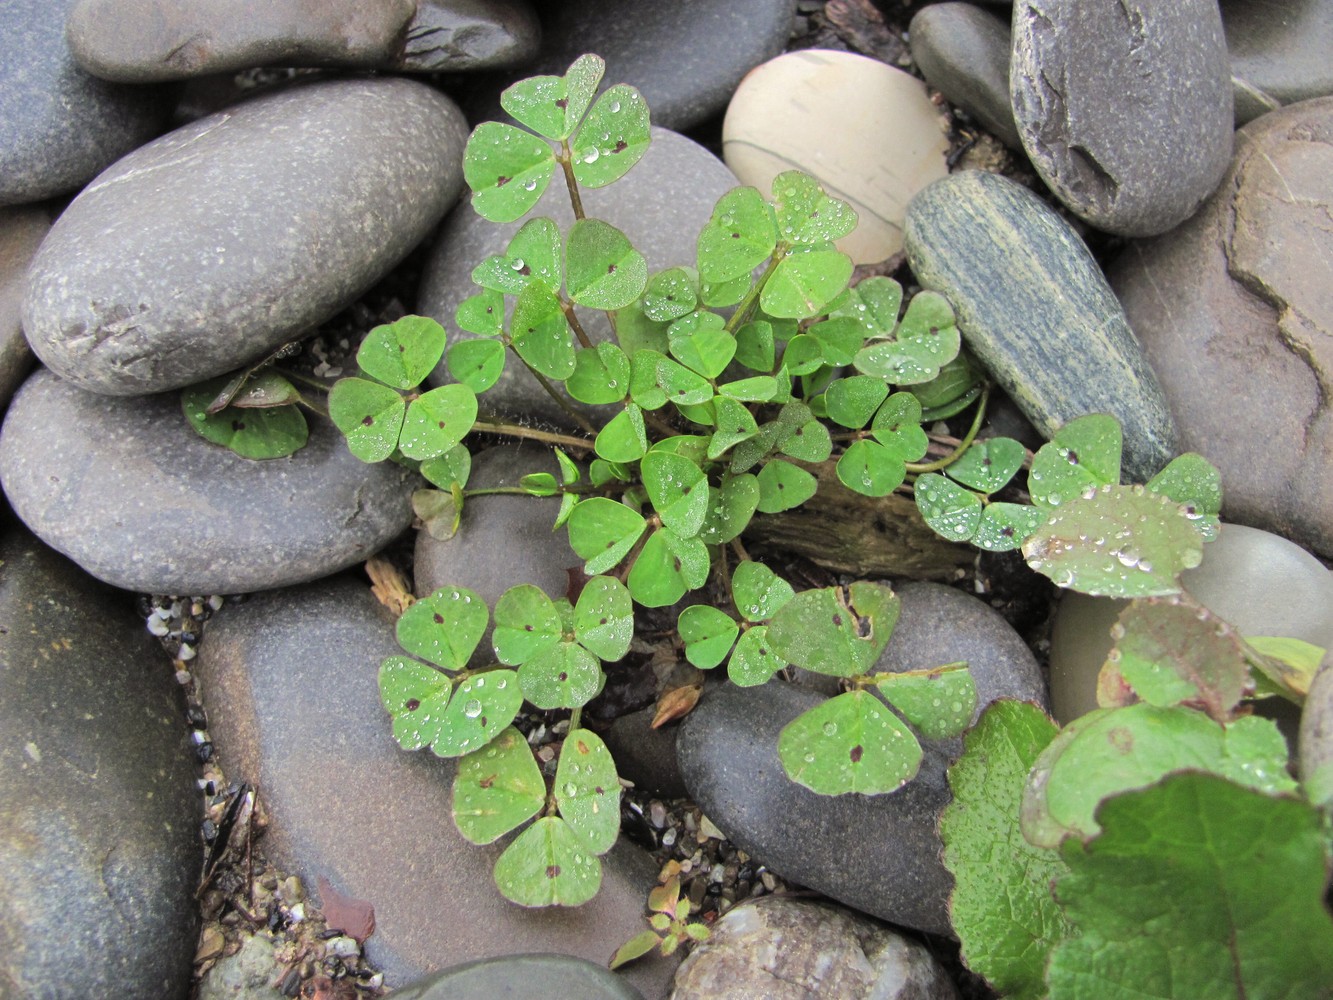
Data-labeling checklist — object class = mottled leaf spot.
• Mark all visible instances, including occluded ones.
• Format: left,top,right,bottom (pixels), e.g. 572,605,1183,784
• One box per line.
849,744,863,763
361,415,374,426
546,864,561,878
405,698,421,712
496,175,511,187
433,613,444,624
1108,727,1134,754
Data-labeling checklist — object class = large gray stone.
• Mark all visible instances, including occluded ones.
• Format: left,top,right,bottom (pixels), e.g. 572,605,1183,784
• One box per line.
1108,98,1333,555
0,0,172,206
0,207,48,413
387,954,644,1000
1010,0,1233,236
415,443,581,665
677,681,956,936
420,128,737,427
905,170,1176,483
24,77,468,396
0,368,416,594
484,0,795,131
66,0,415,82
671,897,958,1000
910,3,1021,149
395,0,541,73
0,530,199,999
1223,0,1333,108
195,578,677,998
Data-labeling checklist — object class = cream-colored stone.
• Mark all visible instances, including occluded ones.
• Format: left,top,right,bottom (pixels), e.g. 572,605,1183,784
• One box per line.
722,49,948,265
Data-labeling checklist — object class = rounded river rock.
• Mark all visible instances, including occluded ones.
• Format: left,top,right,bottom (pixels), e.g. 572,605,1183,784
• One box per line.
0,368,416,595
23,77,468,396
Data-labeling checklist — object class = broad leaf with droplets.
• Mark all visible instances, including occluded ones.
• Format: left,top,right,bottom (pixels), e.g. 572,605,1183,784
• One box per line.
463,122,556,223
570,84,651,188
511,281,575,380
398,383,477,460
626,528,709,607
831,275,903,337
825,375,888,429
452,726,545,845
668,311,736,379
708,395,759,459
421,670,520,758
566,497,646,574
837,439,907,497
355,316,446,390
472,218,563,295
1028,414,1122,510
946,437,1026,494
572,575,633,662
770,170,857,245
1020,704,1296,848
378,656,452,751
731,560,795,622
779,690,924,795
1106,595,1251,722
914,473,983,541
940,701,1071,1000
554,729,621,854
455,287,504,337
678,605,739,669
396,586,489,670
1047,773,1333,1000
853,291,959,385
565,219,647,310
500,53,603,141
567,342,630,405
493,816,602,907
1146,452,1222,542
328,377,404,463
492,584,562,665
876,663,978,739
1023,485,1204,597
761,245,853,319
519,641,603,709
697,473,760,545
766,582,899,678
420,444,470,491
697,187,777,283
641,450,708,537
734,319,775,373
972,504,1044,552
728,626,784,687
447,339,506,393
595,402,648,462
756,458,817,513
642,267,698,321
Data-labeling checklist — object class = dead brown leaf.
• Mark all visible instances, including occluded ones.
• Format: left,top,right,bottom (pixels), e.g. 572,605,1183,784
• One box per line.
366,556,414,616
315,876,376,944
651,684,703,728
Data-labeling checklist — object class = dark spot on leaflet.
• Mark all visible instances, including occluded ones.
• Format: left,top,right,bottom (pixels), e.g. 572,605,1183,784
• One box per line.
673,557,682,572
849,745,863,763
681,485,691,494
479,716,487,727
555,98,568,109
577,739,589,753
546,865,561,878
519,264,531,276
832,614,843,627
599,617,607,625
811,210,819,218
1067,450,1080,465
479,774,496,789
433,613,444,624
361,416,374,426
405,698,421,712
558,671,568,682
1001,526,1015,537
982,457,993,467
525,624,534,632
496,176,511,187
608,263,617,274
612,139,627,154
232,420,246,431
437,421,445,429
399,345,406,353
595,785,604,795
1108,727,1133,754
928,326,938,336
758,647,768,656
731,232,740,239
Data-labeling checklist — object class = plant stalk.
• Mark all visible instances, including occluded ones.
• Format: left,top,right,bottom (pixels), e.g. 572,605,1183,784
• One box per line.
905,384,991,474
507,344,598,435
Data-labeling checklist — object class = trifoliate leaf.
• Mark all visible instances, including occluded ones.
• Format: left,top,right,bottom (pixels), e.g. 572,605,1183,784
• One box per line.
708,395,759,459
565,218,647,310
511,281,575,380
1146,452,1222,542
500,53,603,141
328,377,404,463
766,582,899,678
761,246,853,319
946,437,1026,494
398,383,477,460
697,187,777,283
453,726,545,845
379,656,452,751
728,626,785,687
756,459,817,513
595,402,648,463
832,275,902,337
837,439,906,497
427,670,522,757
734,320,775,372
1023,484,1204,597
778,418,831,463
731,560,795,623
973,503,1044,552
913,472,983,542
567,497,646,575
641,450,708,538
668,311,735,379
494,815,603,907
455,287,505,337
1047,772,1333,1000
678,605,739,669
355,315,446,390
1029,414,1123,510
396,586,489,670
447,339,506,393
492,584,562,665
567,342,631,405
626,528,709,607
1021,704,1297,848
182,382,308,459
519,640,603,709
697,473,760,545
875,663,977,739
825,375,889,429
420,443,471,491
770,170,857,245
464,121,556,223
852,290,959,385
570,84,651,189
642,266,699,321
940,701,1071,1000
572,575,633,662
869,392,928,461
778,690,924,795
555,729,621,854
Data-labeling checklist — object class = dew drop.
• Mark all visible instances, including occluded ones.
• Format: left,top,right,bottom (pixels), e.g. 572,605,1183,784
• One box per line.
822,721,838,736
463,699,483,718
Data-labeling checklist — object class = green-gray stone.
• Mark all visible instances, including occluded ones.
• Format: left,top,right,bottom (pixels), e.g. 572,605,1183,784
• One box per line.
904,171,1176,483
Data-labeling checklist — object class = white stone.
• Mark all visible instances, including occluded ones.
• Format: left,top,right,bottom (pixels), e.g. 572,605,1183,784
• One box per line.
722,50,948,265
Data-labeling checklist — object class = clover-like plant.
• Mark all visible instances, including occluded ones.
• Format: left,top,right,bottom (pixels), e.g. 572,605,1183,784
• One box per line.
609,870,712,970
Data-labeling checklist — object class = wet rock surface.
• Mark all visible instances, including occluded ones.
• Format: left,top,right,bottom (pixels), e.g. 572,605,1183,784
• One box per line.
1222,0,1333,109
386,954,645,1000
0,368,417,595
671,897,959,1000
905,170,1177,482
1108,98,1333,555
23,77,468,396
1010,0,1233,236
0,0,173,206
910,3,1020,149
0,207,48,410
195,578,677,999
394,0,541,73
0,529,199,999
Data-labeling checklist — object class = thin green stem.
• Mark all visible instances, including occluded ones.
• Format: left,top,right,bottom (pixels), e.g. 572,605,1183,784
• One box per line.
725,248,786,336
506,344,598,435
904,383,991,474
275,367,333,394
295,394,329,420
558,141,586,221
471,416,594,452
568,706,583,732
561,300,594,349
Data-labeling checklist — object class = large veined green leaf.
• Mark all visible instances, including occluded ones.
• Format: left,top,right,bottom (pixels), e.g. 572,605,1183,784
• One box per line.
761,246,853,319
1028,414,1122,510
770,170,857,245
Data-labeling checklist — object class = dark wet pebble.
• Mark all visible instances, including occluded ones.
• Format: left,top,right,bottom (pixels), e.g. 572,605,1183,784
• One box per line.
910,3,1021,149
